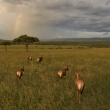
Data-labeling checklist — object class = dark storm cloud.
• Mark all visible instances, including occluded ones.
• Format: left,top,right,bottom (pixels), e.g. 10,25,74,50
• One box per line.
44,1,110,33
0,0,110,39
53,17,110,32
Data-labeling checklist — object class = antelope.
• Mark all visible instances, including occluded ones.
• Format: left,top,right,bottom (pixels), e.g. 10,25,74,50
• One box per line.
28,56,32,61
36,57,43,64
57,65,69,79
75,71,85,104
16,65,24,80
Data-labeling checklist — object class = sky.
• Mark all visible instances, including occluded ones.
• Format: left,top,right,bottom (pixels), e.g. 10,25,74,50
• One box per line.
0,0,110,40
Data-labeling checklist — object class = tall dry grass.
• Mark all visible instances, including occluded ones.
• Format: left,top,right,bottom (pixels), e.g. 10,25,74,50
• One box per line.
0,45,110,110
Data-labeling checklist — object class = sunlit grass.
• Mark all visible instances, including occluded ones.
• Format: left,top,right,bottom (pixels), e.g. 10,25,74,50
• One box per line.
0,45,110,110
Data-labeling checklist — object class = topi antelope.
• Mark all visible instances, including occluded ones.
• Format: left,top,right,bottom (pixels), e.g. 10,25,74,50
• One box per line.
36,57,43,64
58,65,69,79
75,71,85,104
16,65,24,80
28,56,32,61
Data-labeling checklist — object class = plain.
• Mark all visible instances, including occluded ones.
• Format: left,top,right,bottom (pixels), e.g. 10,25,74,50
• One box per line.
0,43,110,110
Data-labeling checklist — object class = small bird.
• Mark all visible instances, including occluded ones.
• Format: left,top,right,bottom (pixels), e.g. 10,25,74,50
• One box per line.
75,71,85,104
57,65,69,79
16,65,24,81
36,57,43,64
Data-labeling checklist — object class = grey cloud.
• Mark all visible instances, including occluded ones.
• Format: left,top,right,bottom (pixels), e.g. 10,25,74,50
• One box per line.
43,1,110,33
0,0,110,40
3,0,23,4
87,7,110,17
106,0,110,5
2,0,31,4
44,1,74,12
53,16,110,32
103,32,109,35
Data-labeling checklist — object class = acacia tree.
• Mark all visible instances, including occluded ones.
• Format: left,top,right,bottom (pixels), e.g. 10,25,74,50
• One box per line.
1,41,12,52
13,35,39,52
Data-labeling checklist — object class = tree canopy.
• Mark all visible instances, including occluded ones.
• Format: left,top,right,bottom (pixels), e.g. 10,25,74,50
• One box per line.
13,35,39,44
12,35,39,52
1,41,12,52
1,41,12,46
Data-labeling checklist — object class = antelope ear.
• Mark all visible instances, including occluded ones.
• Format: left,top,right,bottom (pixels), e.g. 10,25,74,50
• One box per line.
21,65,24,68
64,65,68,69
75,71,78,74
75,70,80,75
75,70,78,73
78,71,81,74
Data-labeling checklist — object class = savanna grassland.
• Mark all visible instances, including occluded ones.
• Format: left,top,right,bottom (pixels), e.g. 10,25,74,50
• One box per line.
0,42,110,110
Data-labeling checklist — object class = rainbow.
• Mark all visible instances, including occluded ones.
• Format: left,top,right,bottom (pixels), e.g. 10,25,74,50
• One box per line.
13,14,22,37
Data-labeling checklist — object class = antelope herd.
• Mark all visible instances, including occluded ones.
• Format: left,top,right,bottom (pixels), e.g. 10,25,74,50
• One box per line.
16,55,85,104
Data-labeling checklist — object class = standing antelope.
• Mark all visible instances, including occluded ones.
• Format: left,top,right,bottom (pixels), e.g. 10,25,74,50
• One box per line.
75,71,85,104
28,56,32,61
16,65,24,81
58,65,69,79
36,57,43,64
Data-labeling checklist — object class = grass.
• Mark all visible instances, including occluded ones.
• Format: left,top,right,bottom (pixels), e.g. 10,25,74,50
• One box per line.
0,44,110,110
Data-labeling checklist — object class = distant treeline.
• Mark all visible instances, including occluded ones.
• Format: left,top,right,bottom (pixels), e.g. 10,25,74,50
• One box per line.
35,41,110,48
1,40,110,48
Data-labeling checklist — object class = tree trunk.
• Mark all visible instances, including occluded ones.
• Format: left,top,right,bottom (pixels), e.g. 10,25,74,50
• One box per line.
26,44,28,52
5,45,7,52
